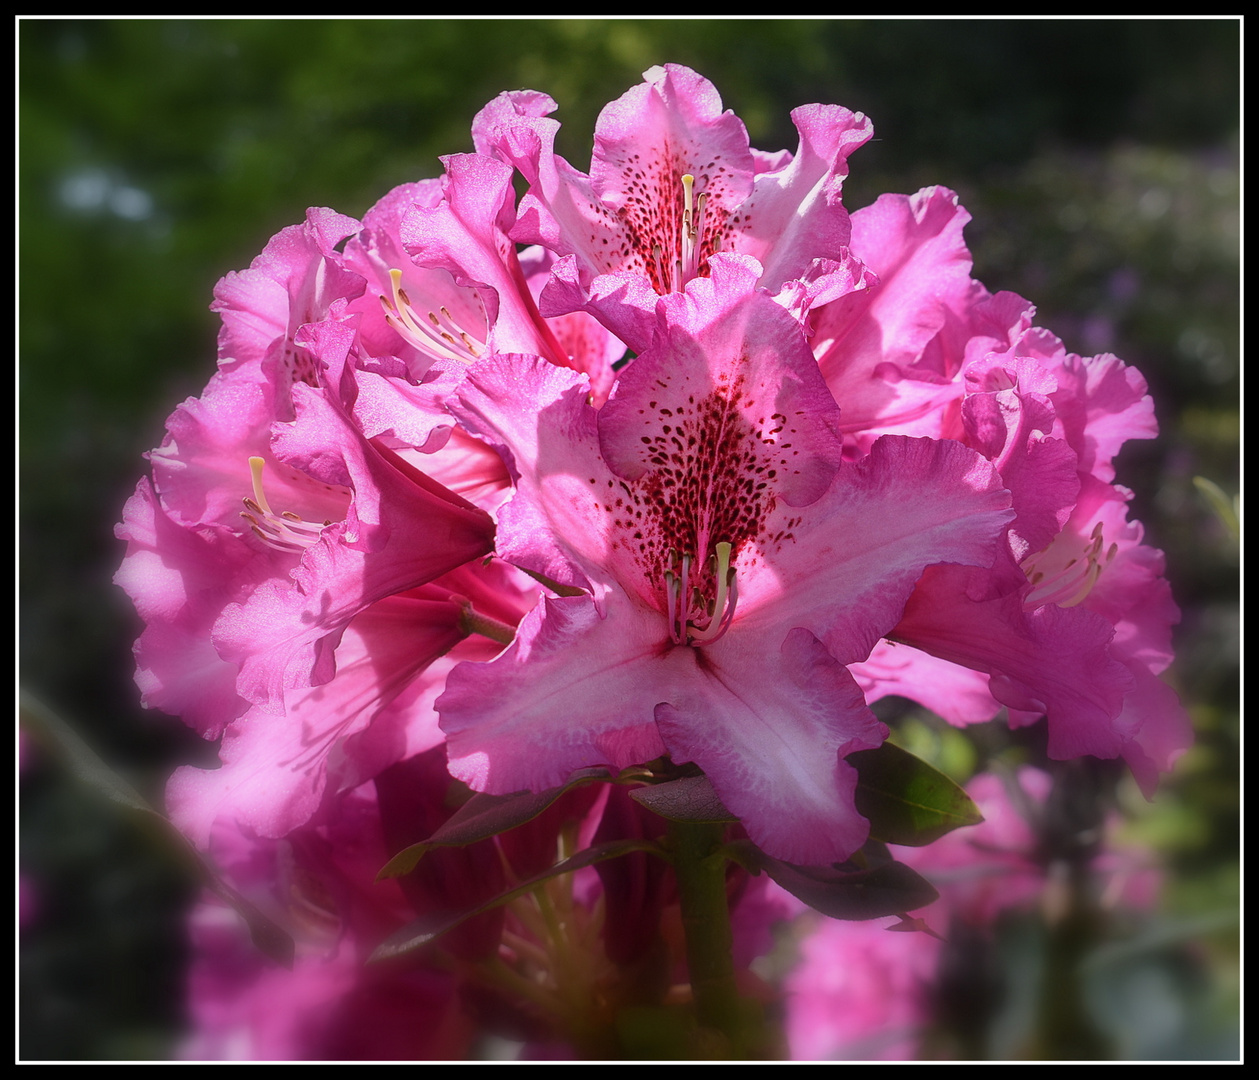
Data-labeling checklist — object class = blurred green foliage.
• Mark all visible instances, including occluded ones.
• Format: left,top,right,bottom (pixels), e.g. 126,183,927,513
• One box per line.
19,18,1238,1060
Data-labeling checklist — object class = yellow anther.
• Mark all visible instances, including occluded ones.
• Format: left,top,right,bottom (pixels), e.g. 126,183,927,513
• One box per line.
249,457,275,517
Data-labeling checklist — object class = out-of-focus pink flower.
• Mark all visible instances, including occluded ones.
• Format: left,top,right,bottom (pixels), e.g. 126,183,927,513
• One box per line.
181,754,796,1061
782,767,1163,1060
181,774,480,1062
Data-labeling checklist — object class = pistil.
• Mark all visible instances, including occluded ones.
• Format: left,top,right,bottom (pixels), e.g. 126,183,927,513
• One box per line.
678,173,709,287
649,173,712,295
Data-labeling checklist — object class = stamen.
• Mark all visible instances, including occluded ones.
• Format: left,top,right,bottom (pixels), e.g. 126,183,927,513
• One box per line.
677,174,708,288
689,542,737,644
240,456,328,553
663,542,740,646
381,268,486,363
1022,522,1117,609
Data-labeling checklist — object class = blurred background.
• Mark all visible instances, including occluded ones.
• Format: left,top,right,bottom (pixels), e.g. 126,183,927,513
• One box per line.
18,18,1239,1060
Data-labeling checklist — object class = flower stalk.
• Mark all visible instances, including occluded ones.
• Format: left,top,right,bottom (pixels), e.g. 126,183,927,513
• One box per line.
666,818,748,1057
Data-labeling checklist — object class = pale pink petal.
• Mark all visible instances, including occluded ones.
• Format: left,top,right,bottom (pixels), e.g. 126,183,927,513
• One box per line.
850,639,1003,727
439,592,669,794
747,435,1014,666
114,479,255,737
656,626,886,865
733,103,872,292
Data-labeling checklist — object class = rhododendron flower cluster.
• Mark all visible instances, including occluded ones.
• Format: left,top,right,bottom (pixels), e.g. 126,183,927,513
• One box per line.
115,64,1189,1060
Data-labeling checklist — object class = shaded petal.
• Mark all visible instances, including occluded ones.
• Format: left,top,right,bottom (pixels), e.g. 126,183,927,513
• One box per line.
401,153,568,365
1118,667,1194,798
961,353,1081,560
215,383,494,713
892,561,1135,760
439,592,669,793
450,352,615,595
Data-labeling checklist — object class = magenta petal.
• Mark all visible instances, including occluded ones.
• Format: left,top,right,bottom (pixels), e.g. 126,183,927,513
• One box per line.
599,266,845,508
1119,667,1193,797
212,206,364,380
814,187,977,435
471,88,560,185
170,588,468,846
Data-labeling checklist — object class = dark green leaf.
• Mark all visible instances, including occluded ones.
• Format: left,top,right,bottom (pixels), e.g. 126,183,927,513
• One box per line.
377,766,613,879
850,741,983,846
371,837,664,961
629,775,738,824
726,838,939,920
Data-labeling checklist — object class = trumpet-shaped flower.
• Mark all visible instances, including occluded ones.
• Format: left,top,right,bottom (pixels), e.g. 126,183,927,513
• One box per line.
438,264,1014,865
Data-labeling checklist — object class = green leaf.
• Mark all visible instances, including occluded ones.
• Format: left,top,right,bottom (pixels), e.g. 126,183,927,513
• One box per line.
849,741,983,846
726,837,939,920
370,837,664,961
377,766,613,879
629,775,738,824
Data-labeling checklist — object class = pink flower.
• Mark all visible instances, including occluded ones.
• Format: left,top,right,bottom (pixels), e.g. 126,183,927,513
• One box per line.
825,189,1191,789
437,263,1014,865
117,209,508,846
475,64,874,352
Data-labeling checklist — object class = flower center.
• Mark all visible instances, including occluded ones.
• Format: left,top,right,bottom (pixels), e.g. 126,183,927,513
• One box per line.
379,267,487,363
593,381,811,649
240,456,332,553
635,172,725,296
664,540,739,646
1021,521,1118,609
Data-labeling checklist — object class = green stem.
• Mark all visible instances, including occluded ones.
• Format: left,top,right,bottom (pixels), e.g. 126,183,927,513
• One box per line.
667,819,742,1050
